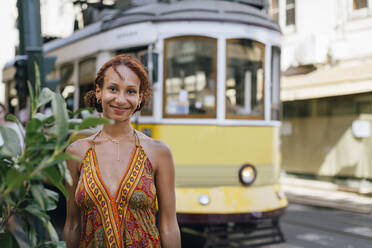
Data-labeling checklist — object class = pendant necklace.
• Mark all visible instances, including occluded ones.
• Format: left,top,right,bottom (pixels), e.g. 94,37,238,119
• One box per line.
100,129,135,161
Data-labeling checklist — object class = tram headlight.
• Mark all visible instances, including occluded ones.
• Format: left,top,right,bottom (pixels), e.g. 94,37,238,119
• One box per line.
198,194,210,206
239,164,257,186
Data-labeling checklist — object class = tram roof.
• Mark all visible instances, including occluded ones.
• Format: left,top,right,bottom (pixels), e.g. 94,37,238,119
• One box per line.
44,0,279,53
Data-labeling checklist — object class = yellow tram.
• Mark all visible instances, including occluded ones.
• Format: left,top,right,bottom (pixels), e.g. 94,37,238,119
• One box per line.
2,0,287,246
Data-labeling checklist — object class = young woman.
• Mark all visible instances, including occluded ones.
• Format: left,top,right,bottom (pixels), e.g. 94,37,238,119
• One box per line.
63,54,181,247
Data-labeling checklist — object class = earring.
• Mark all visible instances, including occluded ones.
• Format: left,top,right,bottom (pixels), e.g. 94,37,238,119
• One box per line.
97,98,102,105
136,102,141,111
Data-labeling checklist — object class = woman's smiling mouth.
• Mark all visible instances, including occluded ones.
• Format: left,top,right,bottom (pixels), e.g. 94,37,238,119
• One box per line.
110,105,130,113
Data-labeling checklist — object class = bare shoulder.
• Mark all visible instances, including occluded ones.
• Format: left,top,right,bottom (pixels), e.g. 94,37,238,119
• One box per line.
136,131,173,171
136,131,171,155
65,134,95,160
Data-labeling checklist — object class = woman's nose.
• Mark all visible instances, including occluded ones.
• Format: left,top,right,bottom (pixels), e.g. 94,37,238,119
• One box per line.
116,91,127,104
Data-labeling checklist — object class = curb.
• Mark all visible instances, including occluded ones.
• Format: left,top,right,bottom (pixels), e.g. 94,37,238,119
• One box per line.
280,177,372,214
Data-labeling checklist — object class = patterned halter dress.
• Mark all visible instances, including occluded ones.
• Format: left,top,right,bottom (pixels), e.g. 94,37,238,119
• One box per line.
75,131,161,247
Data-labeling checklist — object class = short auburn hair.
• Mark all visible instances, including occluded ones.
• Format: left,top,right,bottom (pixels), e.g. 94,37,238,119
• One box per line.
84,54,151,113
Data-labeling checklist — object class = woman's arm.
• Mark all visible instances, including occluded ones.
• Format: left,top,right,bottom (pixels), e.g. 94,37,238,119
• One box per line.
62,143,82,248
154,141,181,248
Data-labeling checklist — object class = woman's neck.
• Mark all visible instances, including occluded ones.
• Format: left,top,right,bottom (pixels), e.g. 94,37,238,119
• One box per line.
101,120,133,139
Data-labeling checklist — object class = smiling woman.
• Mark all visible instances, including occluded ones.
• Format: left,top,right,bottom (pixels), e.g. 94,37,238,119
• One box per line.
63,54,181,248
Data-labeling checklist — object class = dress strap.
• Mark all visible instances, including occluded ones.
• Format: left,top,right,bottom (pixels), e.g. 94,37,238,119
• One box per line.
90,130,101,148
134,129,141,147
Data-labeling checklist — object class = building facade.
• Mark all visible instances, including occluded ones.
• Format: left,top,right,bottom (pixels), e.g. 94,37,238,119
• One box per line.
271,0,372,179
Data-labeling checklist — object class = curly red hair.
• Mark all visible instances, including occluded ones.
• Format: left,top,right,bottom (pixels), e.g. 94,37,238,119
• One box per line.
84,54,151,113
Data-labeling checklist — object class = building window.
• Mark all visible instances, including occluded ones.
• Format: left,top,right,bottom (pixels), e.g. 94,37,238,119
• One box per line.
286,0,296,26
269,0,279,23
226,39,265,119
353,0,368,10
163,36,217,118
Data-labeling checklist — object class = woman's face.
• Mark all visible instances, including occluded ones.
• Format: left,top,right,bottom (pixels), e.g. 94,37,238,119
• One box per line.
96,65,142,122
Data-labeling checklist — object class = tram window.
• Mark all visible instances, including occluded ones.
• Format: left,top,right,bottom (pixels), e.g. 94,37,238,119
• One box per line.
164,36,217,118
79,58,96,109
271,46,281,120
226,39,265,119
60,63,74,111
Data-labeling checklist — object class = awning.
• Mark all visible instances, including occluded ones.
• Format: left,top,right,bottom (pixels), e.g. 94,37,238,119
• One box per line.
281,62,372,101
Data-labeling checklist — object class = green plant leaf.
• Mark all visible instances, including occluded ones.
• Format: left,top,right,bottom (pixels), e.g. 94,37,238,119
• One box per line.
45,221,59,242
0,126,21,157
5,169,27,195
25,204,50,224
51,94,69,146
44,241,67,248
34,62,41,101
78,117,110,130
5,114,24,140
31,185,45,210
59,161,73,186
0,231,20,248
43,166,67,198
25,118,43,134
27,223,38,248
44,189,59,211
37,88,54,109
44,152,80,169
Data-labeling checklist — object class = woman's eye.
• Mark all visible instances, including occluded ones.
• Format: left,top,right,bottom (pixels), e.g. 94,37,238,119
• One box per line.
109,87,117,92
128,89,137,94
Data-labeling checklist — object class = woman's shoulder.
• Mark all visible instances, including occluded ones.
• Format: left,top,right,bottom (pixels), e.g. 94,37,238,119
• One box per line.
137,131,171,155
136,131,173,171
66,133,97,159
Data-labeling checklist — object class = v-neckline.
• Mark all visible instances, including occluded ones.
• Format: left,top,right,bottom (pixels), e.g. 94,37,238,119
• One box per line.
90,145,139,202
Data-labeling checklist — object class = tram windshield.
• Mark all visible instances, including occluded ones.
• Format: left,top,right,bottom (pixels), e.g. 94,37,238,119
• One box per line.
226,39,265,119
164,36,217,118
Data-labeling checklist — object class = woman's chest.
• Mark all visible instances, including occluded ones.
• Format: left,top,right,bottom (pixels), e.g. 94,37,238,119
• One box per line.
75,152,157,213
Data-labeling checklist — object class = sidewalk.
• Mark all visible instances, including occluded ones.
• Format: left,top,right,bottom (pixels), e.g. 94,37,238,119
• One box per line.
280,176,372,214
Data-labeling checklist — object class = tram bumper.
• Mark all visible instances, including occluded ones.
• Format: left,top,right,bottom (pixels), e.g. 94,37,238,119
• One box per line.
176,184,287,247
176,184,287,221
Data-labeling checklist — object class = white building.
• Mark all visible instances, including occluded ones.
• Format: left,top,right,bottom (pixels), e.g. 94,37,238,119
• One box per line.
273,0,372,180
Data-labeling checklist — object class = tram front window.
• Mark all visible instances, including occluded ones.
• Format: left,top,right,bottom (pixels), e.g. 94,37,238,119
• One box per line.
226,39,265,119
164,36,217,118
